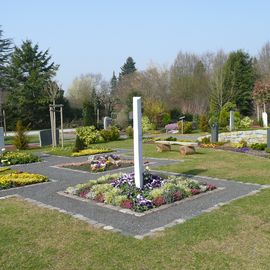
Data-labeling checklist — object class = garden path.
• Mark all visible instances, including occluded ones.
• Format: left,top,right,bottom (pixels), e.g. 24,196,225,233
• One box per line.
0,150,265,237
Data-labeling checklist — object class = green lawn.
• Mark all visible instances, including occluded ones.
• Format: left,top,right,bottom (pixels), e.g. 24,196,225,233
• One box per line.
4,135,39,144
1,190,270,270
1,139,270,269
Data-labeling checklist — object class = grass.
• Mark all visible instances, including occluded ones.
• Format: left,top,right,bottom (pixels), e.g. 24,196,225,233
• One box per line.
4,135,39,144
1,189,270,269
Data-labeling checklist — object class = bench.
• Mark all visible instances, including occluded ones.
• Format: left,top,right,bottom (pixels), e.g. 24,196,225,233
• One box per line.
155,140,198,155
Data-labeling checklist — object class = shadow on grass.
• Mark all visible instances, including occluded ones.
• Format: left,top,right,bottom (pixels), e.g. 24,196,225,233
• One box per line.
181,169,207,175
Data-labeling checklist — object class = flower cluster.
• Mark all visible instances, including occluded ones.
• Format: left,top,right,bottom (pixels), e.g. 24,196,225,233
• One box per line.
0,151,40,166
65,172,217,212
71,148,112,157
165,123,178,131
90,154,121,172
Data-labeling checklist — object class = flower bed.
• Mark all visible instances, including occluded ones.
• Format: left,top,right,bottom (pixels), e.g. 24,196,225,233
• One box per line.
65,171,217,212
0,171,48,189
63,154,133,173
0,151,40,166
71,148,112,157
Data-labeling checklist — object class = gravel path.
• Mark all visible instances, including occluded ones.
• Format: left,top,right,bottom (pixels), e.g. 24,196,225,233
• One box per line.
0,150,266,237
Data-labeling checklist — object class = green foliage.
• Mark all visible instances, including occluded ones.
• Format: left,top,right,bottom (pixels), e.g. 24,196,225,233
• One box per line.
218,102,236,128
99,126,120,142
125,126,133,138
199,115,208,132
164,136,177,141
76,126,104,146
250,143,267,151
200,137,211,144
73,136,85,152
0,151,40,166
239,116,253,128
82,101,95,126
5,40,59,129
142,116,155,132
223,50,256,116
13,120,28,150
119,57,136,77
232,139,248,148
179,121,193,134
265,148,270,153
162,113,171,126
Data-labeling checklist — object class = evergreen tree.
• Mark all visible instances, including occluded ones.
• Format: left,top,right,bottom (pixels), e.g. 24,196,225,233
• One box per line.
110,71,117,92
223,50,255,115
119,57,136,77
0,26,13,119
5,40,59,129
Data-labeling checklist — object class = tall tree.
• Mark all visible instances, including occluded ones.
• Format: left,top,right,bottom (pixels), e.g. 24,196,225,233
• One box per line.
256,42,270,80
119,57,136,77
5,40,59,129
110,71,117,92
223,50,255,115
0,26,13,119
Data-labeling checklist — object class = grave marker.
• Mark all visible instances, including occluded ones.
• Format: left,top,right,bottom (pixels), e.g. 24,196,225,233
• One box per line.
229,111,234,131
133,97,144,189
262,112,268,128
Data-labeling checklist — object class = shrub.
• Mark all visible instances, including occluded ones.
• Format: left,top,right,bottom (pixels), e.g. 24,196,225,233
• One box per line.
200,137,211,144
199,115,208,132
76,126,104,146
73,136,85,152
164,136,177,141
183,122,193,134
250,143,267,151
265,148,270,153
126,126,133,138
239,117,253,128
165,123,178,132
142,116,155,132
100,126,120,142
13,120,28,150
162,113,171,126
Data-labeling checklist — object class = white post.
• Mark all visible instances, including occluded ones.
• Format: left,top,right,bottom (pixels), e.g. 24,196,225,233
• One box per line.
60,106,64,148
229,110,234,131
133,97,144,189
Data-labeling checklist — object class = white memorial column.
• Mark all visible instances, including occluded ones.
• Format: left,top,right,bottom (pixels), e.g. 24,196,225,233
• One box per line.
133,97,144,189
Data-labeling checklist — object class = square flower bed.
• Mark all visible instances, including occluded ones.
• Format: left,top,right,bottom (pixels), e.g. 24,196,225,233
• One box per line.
65,170,217,212
0,151,40,166
62,154,133,173
0,169,48,190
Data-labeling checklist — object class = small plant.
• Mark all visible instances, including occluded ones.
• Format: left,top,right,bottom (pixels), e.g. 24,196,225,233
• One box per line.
126,126,133,138
199,115,208,132
142,116,155,132
0,151,40,166
239,117,253,128
100,126,120,142
200,137,211,144
265,148,270,153
164,136,177,141
13,120,28,150
179,121,193,134
73,136,85,152
250,143,267,151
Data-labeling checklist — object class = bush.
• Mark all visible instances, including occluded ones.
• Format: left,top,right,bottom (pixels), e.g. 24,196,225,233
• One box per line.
73,136,86,152
13,120,28,150
178,121,193,134
199,115,208,132
164,136,177,141
200,137,211,144
142,116,155,132
165,123,178,132
126,126,133,138
100,126,120,142
239,117,253,129
162,113,171,126
250,143,267,151
265,148,270,153
76,126,104,146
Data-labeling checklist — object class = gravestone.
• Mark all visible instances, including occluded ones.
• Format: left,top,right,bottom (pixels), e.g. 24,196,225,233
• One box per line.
229,111,234,131
0,127,4,153
267,128,270,148
262,112,268,128
103,117,112,130
211,123,219,143
133,97,144,189
39,129,59,147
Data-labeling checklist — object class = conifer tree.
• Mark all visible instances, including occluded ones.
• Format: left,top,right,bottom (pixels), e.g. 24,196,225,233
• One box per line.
119,57,136,77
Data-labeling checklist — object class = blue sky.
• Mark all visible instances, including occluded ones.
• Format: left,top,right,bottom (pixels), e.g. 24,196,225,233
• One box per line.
1,0,270,90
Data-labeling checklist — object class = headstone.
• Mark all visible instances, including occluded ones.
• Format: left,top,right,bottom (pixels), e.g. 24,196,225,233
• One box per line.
229,111,234,131
211,123,219,143
156,143,171,152
103,117,112,130
133,97,144,189
267,128,270,148
39,129,59,147
179,145,196,155
0,127,4,153
262,112,268,128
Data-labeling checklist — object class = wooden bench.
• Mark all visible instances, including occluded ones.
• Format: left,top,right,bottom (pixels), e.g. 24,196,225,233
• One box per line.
155,140,198,155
